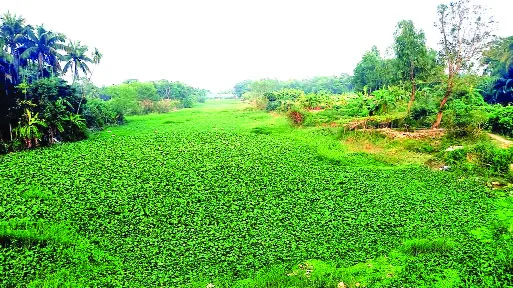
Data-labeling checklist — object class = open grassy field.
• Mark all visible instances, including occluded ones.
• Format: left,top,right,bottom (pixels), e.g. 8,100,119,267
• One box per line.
1,100,512,287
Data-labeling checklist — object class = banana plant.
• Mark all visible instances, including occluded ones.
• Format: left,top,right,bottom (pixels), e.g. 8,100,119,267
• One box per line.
15,81,29,99
60,113,87,141
62,113,86,130
13,108,47,148
371,89,397,115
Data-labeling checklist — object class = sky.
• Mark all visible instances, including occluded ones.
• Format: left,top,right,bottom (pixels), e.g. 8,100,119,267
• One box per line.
3,0,513,92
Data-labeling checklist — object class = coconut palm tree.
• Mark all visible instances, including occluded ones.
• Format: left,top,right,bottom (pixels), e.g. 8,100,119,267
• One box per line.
0,12,31,84
74,46,102,113
62,41,92,83
21,25,66,79
91,47,102,66
0,38,13,73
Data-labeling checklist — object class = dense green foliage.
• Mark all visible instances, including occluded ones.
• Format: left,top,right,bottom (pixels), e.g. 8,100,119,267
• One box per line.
100,80,207,116
488,105,513,136
3,1,513,286
443,142,513,177
237,1,513,138
352,46,397,93
234,75,353,99
0,12,104,152
0,12,209,154
1,101,512,287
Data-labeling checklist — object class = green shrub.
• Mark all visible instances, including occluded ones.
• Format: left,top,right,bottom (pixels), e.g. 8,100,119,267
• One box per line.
133,82,159,101
303,109,347,126
408,104,437,129
139,99,180,114
343,93,371,117
369,88,400,115
265,100,281,112
443,148,468,165
82,98,120,129
487,105,513,136
441,142,513,176
197,95,207,103
60,114,88,142
443,100,489,138
264,89,308,112
298,92,324,109
182,96,194,108
473,143,513,174
108,91,141,116
265,89,304,102
103,83,141,115
405,86,444,129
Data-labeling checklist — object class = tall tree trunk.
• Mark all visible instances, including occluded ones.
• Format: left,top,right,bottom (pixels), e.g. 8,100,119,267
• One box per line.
73,62,79,84
407,61,416,113
10,45,20,85
38,52,44,80
9,122,13,141
432,74,454,129
77,85,85,114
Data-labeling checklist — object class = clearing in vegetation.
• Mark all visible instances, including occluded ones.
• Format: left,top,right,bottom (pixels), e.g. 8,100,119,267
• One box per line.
488,133,513,149
1,100,512,287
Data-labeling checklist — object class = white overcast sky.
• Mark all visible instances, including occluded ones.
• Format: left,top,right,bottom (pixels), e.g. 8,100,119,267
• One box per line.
3,0,513,92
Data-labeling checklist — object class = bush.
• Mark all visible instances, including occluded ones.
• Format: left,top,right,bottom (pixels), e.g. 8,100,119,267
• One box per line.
487,105,513,136
82,98,120,129
139,99,181,114
473,143,513,174
441,142,513,176
298,93,323,109
197,95,207,103
265,100,281,112
254,97,268,110
265,89,304,102
60,114,88,142
181,96,194,108
140,99,154,114
343,93,371,117
303,109,347,126
443,100,488,138
408,104,437,129
154,99,179,113
287,109,308,126
108,92,141,116
444,148,468,165
263,89,304,112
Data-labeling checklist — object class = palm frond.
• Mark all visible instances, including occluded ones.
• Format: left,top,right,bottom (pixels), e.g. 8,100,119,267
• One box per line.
62,61,72,73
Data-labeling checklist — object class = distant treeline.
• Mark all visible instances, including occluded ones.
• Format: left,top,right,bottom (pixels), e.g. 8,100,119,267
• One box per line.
233,74,353,98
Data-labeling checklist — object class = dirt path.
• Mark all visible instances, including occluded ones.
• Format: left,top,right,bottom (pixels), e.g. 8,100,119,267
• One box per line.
358,128,445,139
487,133,513,148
